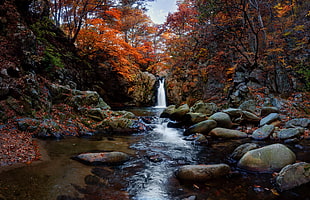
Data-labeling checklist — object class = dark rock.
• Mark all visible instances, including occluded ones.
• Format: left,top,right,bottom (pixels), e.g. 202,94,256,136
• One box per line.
209,112,232,128
238,143,296,172
277,128,304,140
230,143,260,160
241,111,260,122
160,105,176,118
184,120,217,136
276,162,310,191
176,164,231,181
222,108,243,118
260,107,279,117
210,128,248,138
184,133,208,144
170,104,190,121
84,175,100,185
184,112,208,125
252,125,274,140
259,113,279,126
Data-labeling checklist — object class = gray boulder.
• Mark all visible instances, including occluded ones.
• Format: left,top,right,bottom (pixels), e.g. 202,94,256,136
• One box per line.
259,113,280,126
176,164,230,181
210,128,248,138
241,111,260,122
222,108,243,118
76,152,129,165
252,125,275,140
277,128,304,140
276,162,310,191
238,143,296,172
209,112,233,128
285,118,310,128
189,101,218,116
184,120,217,136
230,143,260,160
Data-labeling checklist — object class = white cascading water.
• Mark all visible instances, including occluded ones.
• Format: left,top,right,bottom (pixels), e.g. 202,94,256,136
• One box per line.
155,78,166,108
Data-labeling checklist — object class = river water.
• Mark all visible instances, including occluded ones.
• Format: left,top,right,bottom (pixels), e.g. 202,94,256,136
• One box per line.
0,107,310,200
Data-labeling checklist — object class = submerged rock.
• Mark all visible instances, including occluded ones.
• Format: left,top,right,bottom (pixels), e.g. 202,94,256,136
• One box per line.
176,164,231,181
183,120,217,136
209,112,233,128
238,143,296,172
276,162,310,191
76,152,129,165
210,128,248,138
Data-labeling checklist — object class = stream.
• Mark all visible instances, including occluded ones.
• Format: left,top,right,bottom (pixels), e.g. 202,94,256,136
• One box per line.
0,107,310,200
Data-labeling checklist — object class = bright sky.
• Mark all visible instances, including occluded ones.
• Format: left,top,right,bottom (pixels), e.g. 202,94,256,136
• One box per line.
146,0,178,24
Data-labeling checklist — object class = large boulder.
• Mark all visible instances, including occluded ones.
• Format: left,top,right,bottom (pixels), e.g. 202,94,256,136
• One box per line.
160,105,176,118
209,112,232,128
189,100,218,116
76,152,130,165
176,164,231,181
184,120,217,136
238,143,296,172
251,125,275,140
210,128,248,138
275,162,310,191
170,104,190,121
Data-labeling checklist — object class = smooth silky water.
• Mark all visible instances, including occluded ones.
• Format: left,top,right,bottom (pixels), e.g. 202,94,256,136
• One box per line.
0,107,310,200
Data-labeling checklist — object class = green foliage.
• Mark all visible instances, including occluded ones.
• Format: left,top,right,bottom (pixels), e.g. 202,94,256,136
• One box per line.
296,63,310,91
42,46,64,69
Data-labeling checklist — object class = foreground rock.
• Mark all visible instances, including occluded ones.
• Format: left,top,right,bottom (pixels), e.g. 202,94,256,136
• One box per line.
251,125,275,140
183,120,217,136
76,152,130,165
277,128,304,140
176,164,231,181
238,143,296,172
210,128,248,138
275,162,310,191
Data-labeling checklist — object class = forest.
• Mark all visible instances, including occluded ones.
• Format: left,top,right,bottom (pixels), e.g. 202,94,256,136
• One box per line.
0,0,309,199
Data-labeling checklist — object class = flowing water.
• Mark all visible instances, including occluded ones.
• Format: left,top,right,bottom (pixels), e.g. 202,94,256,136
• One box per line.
0,107,310,200
155,78,166,108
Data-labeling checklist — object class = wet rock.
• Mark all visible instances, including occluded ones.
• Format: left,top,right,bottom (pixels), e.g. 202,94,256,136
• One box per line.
209,112,233,128
182,196,196,200
183,120,217,136
184,133,208,144
238,143,296,172
184,112,208,125
176,164,231,181
239,100,256,113
252,125,275,140
277,128,304,140
285,118,310,128
284,138,300,144
76,152,129,165
260,107,279,117
170,104,190,121
160,105,176,118
210,128,248,138
259,113,279,126
276,162,310,191
189,100,218,116
230,143,260,160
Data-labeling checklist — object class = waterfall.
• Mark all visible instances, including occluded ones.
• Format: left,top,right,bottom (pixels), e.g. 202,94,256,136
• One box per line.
155,78,166,108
